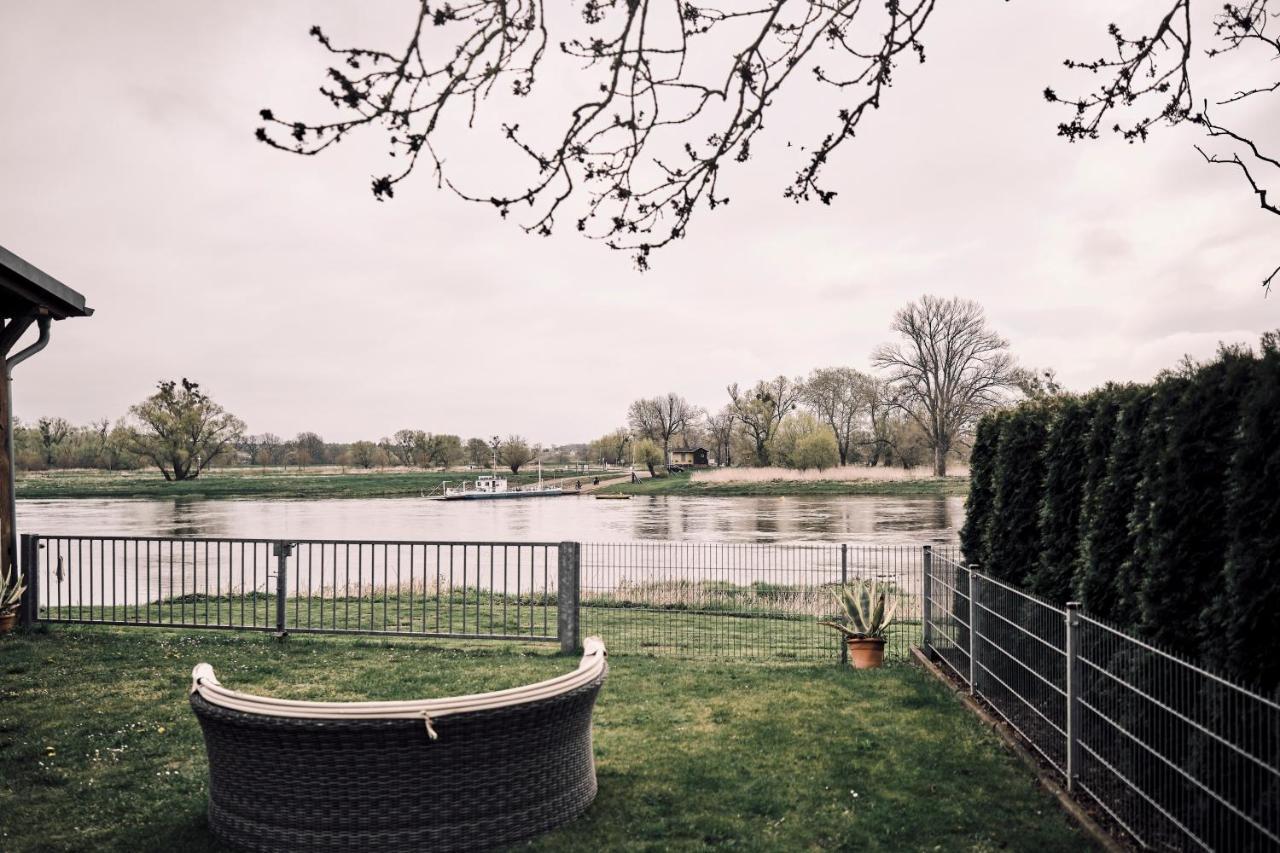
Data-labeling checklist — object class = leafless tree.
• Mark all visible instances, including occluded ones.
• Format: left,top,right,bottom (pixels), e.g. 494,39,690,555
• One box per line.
801,366,873,466
871,296,1020,476
705,406,737,467
1048,0,1278,289
627,393,695,465
726,376,803,466
257,2,1275,281
256,0,937,269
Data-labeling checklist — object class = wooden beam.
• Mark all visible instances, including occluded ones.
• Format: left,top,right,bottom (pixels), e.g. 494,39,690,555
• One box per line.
0,314,35,357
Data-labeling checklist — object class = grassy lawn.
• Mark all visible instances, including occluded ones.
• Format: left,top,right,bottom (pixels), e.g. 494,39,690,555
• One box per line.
0,627,1094,852
601,470,970,498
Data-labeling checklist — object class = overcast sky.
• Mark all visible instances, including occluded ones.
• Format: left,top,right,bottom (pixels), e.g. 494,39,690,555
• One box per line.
1,1,1275,445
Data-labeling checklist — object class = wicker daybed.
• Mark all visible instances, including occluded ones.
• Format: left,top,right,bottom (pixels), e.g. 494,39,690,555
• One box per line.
189,637,608,853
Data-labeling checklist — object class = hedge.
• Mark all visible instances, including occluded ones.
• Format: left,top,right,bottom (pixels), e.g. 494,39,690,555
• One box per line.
965,335,1278,692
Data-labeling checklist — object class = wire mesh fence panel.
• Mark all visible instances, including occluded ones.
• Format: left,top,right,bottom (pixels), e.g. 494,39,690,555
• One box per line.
283,540,559,640
33,536,279,631
579,542,956,660
30,535,560,642
923,558,1280,853
970,571,1068,776
924,551,971,688
1074,614,1280,852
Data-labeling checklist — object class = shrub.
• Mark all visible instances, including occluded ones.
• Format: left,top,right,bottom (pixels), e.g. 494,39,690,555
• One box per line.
1031,395,1094,602
985,404,1051,586
960,412,1002,568
1220,333,1280,688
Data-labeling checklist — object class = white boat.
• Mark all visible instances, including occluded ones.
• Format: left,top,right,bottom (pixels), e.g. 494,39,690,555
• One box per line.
435,459,565,501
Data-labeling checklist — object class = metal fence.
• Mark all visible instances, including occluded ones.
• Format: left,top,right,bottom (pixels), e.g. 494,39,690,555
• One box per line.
580,541,961,661
923,553,1280,852
21,534,965,662
22,535,566,646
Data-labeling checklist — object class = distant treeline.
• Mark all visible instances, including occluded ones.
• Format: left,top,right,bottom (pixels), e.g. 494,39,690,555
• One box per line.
961,333,1280,692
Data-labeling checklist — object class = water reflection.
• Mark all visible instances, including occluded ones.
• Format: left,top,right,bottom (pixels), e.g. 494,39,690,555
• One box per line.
19,495,964,545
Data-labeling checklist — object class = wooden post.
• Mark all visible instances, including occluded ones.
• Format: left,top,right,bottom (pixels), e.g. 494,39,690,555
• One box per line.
19,534,37,628
558,542,581,654
0,315,35,613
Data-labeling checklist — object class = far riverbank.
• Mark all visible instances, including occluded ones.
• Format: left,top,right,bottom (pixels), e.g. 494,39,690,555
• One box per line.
16,466,969,500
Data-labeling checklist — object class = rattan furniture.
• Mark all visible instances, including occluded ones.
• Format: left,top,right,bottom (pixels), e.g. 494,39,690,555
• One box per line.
189,638,608,852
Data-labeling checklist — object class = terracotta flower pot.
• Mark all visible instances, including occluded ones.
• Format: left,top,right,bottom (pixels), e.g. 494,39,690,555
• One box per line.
845,637,886,669
0,611,17,634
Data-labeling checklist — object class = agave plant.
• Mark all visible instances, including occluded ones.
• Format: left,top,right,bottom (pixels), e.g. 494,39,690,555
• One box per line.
819,580,899,640
0,561,25,615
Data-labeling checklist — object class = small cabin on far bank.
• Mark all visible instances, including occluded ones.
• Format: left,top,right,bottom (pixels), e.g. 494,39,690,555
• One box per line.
670,447,710,467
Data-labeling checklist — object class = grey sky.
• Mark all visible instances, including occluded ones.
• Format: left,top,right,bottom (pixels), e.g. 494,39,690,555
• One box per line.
1,1,1275,444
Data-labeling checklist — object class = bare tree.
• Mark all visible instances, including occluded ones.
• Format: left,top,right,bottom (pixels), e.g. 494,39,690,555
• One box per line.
726,376,803,466
872,296,1020,476
801,367,873,466
705,407,737,467
258,432,284,465
256,1,937,269
1048,1,1278,289
256,2,1274,281
627,394,695,466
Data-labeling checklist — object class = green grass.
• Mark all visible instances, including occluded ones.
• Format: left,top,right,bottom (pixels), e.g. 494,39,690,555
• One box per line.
15,467,606,500
40,586,922,661
602,470,970,498
0,626,1095,852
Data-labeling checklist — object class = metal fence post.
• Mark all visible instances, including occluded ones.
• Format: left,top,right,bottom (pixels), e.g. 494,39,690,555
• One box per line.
921,545,933,657
839,544,848,666
18,533,36,629
968,565,980,696
1065,601,1081,792
273,541,291,638
558,542,581,654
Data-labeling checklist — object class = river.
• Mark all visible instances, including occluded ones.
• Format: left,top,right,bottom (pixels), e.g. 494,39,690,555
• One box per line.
17,494,965,545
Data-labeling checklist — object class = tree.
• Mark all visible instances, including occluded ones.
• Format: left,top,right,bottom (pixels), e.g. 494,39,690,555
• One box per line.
633,438,664,477
1221,332,1280,689
257,433,284,466
499,435,534,474
801,367,872,466
1048,1,1279,290
36,417,70,466
872,296,1021,476
1030,396,1094,603
984,404,1051,587
959,411,1005,568
291,432,327,466
1071,388,1129,606
627,394,696,466
705,407,736,468
258,3,1275,280
862,377,897,467
465,437,491,468
792,429,841,472
127,379,246,481
387,429,424,466
589,429,630,466
1075,389,1152,621
346,440,384,469
726,376,803,467
1139,350,1256,660
426,434,465,467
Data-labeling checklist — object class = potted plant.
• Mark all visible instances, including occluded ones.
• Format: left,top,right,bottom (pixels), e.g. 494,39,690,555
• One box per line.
819,580,899,669
0,562,25,633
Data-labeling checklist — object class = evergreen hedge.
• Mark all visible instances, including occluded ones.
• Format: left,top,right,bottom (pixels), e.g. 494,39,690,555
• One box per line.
967,335,1280,691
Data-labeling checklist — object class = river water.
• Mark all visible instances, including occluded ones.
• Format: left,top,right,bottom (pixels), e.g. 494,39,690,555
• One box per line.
17,494,965,545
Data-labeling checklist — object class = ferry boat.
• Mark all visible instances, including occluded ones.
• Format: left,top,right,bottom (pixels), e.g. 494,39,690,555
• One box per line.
436,459,565,501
